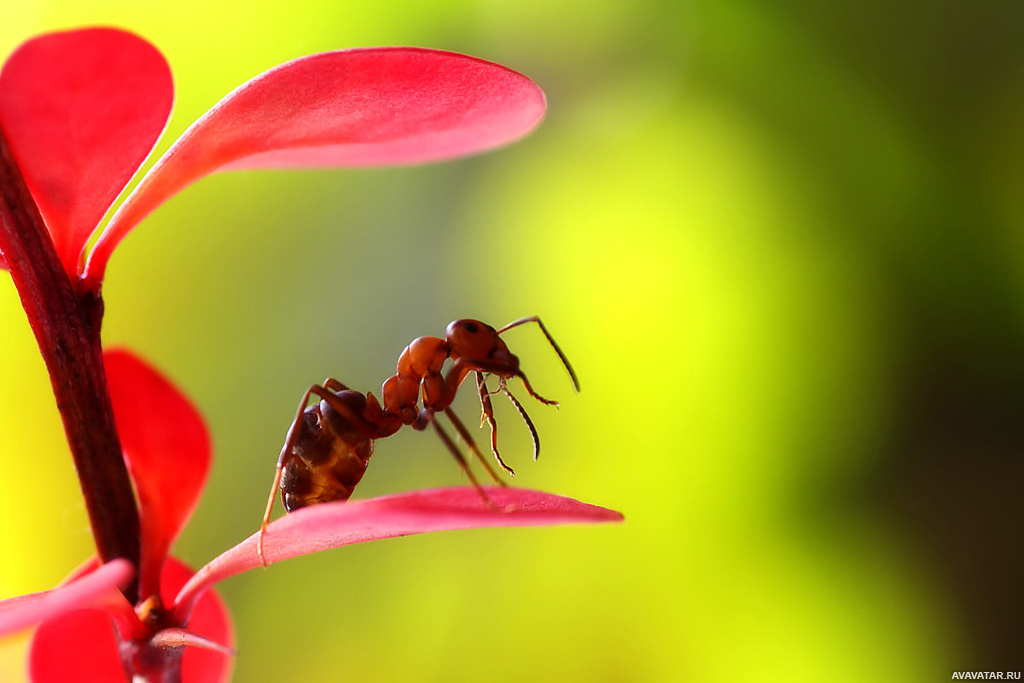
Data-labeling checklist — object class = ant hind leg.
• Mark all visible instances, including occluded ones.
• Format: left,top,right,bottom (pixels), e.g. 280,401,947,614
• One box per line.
322,378,352,392
257,464,283,567
258,380,363,567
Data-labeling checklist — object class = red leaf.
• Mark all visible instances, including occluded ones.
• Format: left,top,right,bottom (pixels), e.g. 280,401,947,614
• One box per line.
0,559,133,638
29,609,125,683
28,558,233,683
150,628,235,657
58,558,142,639
105,348,211,599
0,27,172,278
173,487,623,619
83,47,545,286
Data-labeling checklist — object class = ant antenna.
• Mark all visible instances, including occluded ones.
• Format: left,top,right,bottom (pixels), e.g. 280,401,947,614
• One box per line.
497,316,580,392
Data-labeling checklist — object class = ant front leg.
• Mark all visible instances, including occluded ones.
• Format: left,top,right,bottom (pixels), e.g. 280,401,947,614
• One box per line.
443,405,509,483
479,373,542,462
475,372,515,476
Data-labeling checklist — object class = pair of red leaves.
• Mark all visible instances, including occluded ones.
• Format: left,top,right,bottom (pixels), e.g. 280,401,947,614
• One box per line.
0,27,621,683
0,27,547,287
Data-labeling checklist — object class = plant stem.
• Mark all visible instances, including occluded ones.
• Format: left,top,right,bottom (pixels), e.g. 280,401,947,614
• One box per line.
0,126,140,587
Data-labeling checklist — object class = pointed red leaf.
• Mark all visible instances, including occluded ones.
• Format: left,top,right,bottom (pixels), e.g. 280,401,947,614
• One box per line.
0,559,133,638
150,628,236,657
173,487,622,619
105,348,211,600
161,558,234,683
0,28,172,277
83,47,545,286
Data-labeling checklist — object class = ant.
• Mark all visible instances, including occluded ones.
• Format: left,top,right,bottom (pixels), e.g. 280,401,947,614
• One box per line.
258,316,579,563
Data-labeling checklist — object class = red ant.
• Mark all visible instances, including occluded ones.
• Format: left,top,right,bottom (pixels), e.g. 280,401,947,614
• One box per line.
258,316,579,563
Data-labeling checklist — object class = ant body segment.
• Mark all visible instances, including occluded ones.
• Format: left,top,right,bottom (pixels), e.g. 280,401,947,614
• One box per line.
257,316,579,563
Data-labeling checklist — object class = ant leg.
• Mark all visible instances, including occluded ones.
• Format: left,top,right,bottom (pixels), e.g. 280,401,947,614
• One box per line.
476,371,499,427
413,407,435,431
258,380,367,566
431,420,490,502
257,465,284,567
309,385,375,431
497,316,580,391
475,373,515,477
259,383,322,566
444,405,510,482
322,378,352,392
500,380,541,461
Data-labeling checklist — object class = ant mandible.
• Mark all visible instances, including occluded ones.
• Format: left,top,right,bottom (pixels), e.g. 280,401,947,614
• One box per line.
257,316,579,563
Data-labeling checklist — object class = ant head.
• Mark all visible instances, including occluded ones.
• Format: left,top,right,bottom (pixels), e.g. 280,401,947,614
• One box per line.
445,319,519,374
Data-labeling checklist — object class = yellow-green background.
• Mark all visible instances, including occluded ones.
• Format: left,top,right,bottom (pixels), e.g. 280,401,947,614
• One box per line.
2,1,1022,681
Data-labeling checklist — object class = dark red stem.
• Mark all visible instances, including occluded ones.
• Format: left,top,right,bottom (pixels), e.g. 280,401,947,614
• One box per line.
0,126,140,586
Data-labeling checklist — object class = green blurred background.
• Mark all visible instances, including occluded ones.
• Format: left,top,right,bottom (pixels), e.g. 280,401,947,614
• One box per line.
2,1,1023,681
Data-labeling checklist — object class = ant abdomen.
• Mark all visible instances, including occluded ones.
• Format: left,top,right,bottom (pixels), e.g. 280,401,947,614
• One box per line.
280,391,375,511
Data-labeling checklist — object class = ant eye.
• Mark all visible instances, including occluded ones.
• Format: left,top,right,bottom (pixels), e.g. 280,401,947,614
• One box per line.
461,321,479,334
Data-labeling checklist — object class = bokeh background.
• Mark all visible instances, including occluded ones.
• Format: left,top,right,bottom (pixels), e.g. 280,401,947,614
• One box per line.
2,1,1023,681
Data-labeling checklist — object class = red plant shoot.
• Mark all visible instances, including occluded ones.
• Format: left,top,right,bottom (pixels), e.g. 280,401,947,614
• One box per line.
0,24,547,588
0,27,622,682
